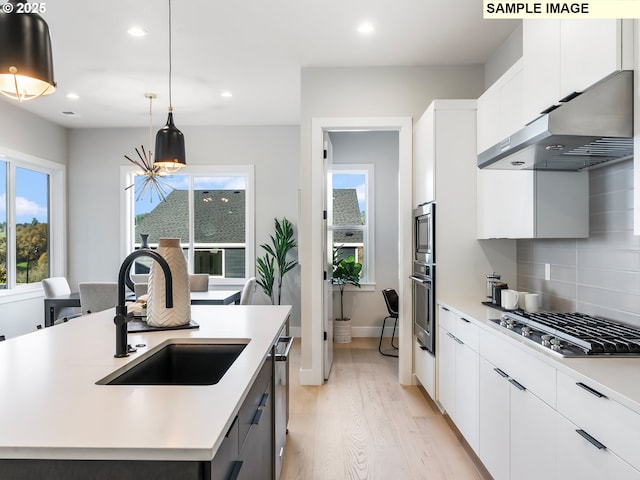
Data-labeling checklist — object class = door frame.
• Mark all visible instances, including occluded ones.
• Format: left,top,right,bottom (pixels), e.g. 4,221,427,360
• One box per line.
300,116,413,385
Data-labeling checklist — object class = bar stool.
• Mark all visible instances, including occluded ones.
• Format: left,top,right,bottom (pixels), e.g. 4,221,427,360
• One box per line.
379,288,399,357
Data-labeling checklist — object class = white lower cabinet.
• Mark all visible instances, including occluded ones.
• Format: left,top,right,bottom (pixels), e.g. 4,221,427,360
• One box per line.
557,413,640,480
479,356,558,480
510,379,558,480
479,358,510,480
438,326,456,416
442,307,640,480
437,307,479,454
414,339,436,399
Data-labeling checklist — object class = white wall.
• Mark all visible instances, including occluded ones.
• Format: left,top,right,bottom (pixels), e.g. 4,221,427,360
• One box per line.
0,100,68,338
67,125,301,326
329,131,399,336
298,66,486,381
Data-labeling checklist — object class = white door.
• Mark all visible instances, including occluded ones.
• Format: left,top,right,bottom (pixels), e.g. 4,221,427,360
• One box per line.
323,132,334,380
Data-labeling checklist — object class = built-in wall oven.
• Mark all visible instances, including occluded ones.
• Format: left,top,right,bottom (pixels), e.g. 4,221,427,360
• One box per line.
412,202,436,355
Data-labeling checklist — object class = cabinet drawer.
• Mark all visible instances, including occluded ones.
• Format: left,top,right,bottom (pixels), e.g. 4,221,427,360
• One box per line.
480,329,556,407
414,339,435,399
557,370,640,471
557,412,640,480
455,316,479,352
438,305,455,332
238,355,272,450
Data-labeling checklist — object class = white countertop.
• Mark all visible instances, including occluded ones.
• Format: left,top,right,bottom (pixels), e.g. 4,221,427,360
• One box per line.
0,304,291,461
438,297,640,415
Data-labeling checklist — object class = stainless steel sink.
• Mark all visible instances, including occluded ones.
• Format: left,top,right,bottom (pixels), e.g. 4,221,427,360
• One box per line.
97,339,249,386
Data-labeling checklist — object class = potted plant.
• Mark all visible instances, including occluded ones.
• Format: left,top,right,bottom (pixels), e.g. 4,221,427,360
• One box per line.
332,247,362,343
257,217,298,305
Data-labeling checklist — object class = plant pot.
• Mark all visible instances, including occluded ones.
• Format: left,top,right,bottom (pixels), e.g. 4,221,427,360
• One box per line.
333,318,352,343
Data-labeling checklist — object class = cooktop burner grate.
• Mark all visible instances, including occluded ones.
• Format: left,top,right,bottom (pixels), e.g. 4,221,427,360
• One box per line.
490,311,640,357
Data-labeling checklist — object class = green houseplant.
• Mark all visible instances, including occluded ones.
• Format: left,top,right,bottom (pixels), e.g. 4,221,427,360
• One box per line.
332,247,362,343
257,217,298,305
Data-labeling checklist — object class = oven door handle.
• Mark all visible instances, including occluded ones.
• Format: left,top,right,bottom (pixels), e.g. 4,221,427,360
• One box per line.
409,275,432,285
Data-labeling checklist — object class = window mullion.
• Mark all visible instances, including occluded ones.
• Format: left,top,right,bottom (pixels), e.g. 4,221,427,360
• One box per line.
6,163,16,289
188,175,195,274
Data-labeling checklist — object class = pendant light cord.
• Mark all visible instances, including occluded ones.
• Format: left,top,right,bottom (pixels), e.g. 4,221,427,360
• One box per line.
168,0,173,111
148,94,153,157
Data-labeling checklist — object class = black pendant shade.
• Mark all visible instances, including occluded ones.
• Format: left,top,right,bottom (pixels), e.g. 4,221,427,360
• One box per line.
154,110,186,171
154,0,185,172
0,1,56,101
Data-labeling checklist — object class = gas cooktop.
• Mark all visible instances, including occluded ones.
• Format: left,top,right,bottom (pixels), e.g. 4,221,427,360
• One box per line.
489,311,640,358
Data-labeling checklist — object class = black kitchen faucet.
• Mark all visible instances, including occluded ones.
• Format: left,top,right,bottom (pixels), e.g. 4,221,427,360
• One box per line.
114,249,173,357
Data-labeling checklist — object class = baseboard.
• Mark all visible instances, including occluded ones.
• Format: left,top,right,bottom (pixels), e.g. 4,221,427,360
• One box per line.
298,367,323,385
352,326,397,337
289,326,301,338
284,326,395,338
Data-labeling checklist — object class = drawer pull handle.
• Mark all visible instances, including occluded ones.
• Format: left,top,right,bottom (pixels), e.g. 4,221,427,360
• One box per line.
447,332,456,339
229,461,243,480
576,382,607,399
493,367,509,378
576,429,606,450
460,317,470,323
251,408,263,425
454,337,464,345
260,393,269,406
509,378,526,391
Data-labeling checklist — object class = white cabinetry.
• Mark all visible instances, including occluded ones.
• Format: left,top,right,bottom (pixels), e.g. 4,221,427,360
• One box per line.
557,370,640,474
477,170,589,239
413,100,476,206
437,306,479,453
413,339,435,399
479,327,558,480
523,19,632,122
476,59,523,155
557,413,640,480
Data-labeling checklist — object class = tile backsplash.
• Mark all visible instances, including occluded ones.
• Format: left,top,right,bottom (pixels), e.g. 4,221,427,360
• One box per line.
517,158,640,327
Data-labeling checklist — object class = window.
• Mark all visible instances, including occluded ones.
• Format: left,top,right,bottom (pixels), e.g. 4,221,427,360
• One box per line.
331,164,374,284
0,153,64,292
122,165,254,284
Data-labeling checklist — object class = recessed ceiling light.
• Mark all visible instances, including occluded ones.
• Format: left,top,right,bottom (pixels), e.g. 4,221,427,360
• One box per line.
357,22,375,35
66,93,79,100
221,91,232,98
127,26,147,37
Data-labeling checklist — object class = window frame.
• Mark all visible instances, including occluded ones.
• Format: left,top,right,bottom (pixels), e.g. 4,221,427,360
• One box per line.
0,148,66,301
120,164,255,286
331,163,375,286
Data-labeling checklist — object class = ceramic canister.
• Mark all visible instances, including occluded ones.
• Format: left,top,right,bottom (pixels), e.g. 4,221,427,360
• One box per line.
146,238,191,327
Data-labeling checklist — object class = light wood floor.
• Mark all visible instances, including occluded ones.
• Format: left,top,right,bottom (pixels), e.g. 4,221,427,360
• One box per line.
280,338,485,480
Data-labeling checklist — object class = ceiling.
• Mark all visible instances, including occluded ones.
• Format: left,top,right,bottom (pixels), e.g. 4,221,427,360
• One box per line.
3,0,519,128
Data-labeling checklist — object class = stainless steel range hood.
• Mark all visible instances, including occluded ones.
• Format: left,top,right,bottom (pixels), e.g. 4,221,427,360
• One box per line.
477,70,633,171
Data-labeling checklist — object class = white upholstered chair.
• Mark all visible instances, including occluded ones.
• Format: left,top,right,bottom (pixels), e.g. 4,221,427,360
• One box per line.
239,277,257,305
42,277,81,324
78,282,118,314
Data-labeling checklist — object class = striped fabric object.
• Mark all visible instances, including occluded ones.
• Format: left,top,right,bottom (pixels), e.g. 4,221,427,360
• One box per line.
147,238,191,327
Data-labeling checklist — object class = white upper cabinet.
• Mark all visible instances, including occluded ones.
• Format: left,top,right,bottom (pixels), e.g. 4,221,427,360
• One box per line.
523,19,633,123
414,100,476,207
477,170,589,239
477,59,523,154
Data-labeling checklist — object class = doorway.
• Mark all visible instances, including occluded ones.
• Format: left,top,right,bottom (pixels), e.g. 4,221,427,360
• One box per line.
300,117,413,386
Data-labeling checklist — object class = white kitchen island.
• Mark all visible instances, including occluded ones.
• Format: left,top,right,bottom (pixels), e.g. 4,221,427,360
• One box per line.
0,304,290,479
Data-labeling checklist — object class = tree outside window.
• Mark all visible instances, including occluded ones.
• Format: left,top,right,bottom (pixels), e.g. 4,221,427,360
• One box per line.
0,161,51,288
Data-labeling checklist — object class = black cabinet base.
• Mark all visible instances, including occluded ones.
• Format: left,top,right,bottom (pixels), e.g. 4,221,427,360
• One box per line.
0,459,211,480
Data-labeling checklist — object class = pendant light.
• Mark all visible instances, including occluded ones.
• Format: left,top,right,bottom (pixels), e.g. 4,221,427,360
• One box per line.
124,94,173,203
154,0,186,172
0,0,56,101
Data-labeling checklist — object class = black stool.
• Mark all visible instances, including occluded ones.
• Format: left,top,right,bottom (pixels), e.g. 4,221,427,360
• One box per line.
379,288,399,357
